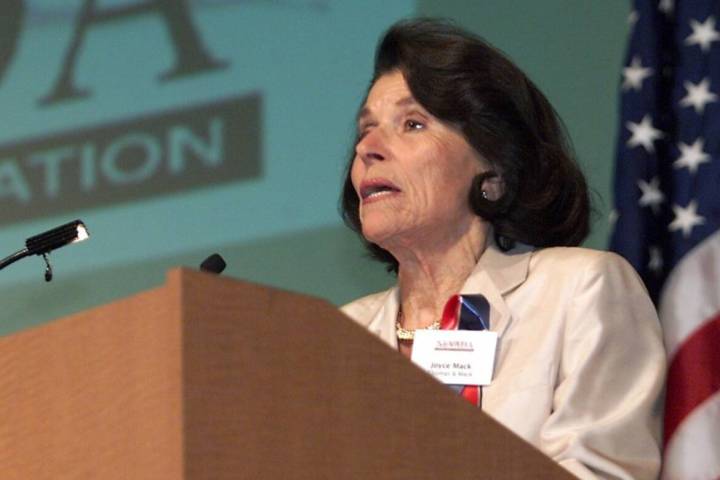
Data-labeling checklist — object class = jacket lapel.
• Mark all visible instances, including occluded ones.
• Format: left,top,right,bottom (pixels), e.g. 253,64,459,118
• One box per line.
363,240,533,348
460,240,533,338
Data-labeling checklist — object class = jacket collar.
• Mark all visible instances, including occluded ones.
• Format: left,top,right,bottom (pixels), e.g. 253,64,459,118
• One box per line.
460,239,533,338
366,238,533,348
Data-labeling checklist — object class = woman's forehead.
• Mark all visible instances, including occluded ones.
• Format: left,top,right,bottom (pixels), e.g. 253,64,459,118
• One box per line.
357,72,423,121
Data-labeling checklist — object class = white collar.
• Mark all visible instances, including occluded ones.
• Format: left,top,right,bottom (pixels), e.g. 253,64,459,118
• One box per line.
365,238,534,348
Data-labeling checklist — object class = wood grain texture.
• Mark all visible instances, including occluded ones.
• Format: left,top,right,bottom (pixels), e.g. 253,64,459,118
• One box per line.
0,269,574,479
178,270,575,479
0,280,183,479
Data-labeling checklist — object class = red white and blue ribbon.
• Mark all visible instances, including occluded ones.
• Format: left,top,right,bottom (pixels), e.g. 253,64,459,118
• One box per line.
441,294,490,407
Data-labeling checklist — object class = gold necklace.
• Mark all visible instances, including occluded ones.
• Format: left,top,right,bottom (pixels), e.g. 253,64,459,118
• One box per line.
395,309,441,341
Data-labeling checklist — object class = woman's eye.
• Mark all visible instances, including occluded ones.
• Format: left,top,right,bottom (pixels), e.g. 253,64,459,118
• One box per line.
405,119,424,130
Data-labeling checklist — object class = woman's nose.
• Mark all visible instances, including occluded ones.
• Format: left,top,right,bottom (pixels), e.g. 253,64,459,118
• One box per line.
355,127,388,163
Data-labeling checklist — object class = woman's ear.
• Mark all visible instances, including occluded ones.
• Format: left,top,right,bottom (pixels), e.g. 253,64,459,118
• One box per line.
469,171,507,221
479,171,505,201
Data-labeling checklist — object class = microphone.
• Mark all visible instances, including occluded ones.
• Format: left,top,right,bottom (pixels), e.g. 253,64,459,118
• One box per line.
199,253,226,274
0,219,90,281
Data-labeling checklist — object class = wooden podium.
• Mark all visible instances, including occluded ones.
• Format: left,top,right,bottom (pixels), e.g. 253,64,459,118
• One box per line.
0,269,573,479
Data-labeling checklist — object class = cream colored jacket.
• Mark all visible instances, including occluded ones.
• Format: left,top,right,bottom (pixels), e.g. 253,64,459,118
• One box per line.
341,242,665,480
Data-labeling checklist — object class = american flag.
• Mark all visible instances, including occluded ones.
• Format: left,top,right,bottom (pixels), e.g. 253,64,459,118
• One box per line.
610,1,720,478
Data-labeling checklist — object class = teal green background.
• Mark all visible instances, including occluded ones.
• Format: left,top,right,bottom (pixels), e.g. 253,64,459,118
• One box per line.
0,1,630,335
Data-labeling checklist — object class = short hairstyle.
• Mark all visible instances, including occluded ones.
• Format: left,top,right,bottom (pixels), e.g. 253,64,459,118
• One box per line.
341,18,591,273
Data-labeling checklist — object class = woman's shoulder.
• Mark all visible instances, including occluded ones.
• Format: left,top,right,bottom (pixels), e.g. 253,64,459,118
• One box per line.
528,246,649,296
530,246,637,273
340,288,395,327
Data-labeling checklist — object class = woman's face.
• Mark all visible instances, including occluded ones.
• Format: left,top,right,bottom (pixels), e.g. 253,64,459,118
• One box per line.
351,71,487,250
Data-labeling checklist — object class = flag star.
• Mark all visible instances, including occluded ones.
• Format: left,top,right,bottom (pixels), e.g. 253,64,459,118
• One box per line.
626,115,664,152
628,10,639,27
637,177,665,213
674,139,711,174
622,56,653,91
679,78,717,113
659,0,674,16
685,16,720,52
648,246,664,273
608,209,618,227
669,200,705,237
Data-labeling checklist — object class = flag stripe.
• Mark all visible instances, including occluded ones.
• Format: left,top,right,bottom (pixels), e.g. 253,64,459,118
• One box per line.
611,2,720,476
663,312,720,448
662,391,720,480
659,230,720,358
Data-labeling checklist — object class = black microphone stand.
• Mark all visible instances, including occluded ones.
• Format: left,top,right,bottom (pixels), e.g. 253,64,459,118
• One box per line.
0,220,89,281
0,247,31,271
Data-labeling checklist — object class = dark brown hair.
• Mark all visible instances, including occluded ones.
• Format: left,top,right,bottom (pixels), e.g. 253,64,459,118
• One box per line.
341,19,590,272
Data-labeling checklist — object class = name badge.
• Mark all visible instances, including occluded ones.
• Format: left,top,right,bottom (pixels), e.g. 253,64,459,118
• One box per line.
411,329,498,386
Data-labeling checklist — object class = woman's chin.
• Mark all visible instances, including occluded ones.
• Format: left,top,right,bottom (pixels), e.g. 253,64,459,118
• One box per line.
360,222,399,248
361,229,390,247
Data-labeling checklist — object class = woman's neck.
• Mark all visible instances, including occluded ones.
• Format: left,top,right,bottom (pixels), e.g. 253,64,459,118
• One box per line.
391,221,489,330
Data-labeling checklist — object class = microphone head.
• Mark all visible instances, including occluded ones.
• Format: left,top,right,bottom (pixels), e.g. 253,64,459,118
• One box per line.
200,253,226,274
25,219,89,256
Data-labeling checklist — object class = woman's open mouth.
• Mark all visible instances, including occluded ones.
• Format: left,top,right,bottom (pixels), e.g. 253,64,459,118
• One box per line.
360,179,401,203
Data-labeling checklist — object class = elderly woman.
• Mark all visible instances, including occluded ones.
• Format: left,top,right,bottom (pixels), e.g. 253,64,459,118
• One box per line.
340,19,665,480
